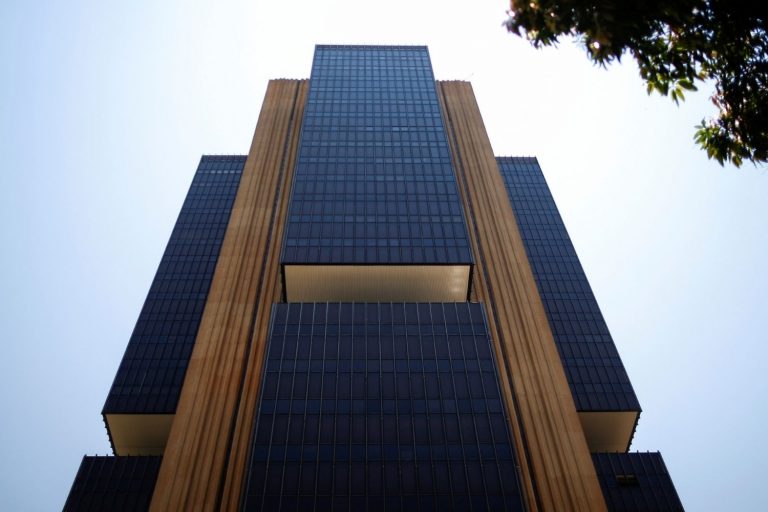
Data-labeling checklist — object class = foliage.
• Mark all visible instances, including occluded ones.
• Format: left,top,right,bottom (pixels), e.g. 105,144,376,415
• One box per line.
504,1,768,167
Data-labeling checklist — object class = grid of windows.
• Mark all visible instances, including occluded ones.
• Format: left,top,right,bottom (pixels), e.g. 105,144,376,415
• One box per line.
244,302,524,511
282,46,472,265
497,157,640,412
592,452,684,511
103,155,245,415
64,456,161,512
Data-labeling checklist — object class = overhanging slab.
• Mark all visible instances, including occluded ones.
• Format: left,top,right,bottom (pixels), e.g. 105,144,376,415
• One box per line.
284,264,470,302
105,414,174,456
579,411,639,452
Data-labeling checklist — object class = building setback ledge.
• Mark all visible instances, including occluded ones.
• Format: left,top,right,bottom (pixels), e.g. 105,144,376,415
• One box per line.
284,264,471,302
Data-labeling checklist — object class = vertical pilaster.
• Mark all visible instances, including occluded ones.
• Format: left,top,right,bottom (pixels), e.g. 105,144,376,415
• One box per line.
437,81,606,511
149,79,308,511
219,80,308,511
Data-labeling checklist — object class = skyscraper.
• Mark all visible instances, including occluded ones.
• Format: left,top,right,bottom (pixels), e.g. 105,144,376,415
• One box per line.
64,45,683,511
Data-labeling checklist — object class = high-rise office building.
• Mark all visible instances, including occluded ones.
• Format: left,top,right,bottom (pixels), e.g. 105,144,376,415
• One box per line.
64,45,683,511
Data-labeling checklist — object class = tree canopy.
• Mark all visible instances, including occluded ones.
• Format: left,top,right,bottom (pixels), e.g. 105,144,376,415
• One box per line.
505,1,767,167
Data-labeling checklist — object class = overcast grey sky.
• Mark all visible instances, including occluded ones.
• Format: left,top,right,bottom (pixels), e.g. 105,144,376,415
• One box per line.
2,1,766,510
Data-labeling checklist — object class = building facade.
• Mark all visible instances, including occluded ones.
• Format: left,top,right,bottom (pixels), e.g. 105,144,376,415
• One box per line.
65,45,682,511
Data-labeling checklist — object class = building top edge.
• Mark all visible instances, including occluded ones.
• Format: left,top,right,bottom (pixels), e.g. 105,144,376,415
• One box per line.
81,455,163,460
593,451,663,455
271,301,487,305
315,44,428,50
495,155,540,161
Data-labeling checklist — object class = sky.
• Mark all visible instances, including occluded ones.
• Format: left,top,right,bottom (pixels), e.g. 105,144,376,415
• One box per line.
1,0,766,510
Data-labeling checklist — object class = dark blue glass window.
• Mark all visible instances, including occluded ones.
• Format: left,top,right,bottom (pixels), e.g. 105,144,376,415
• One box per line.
497,157,640,412
593,452,684,511
63,456,161,512
244,302,524,511
103,156,245,417
282,45,472,265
